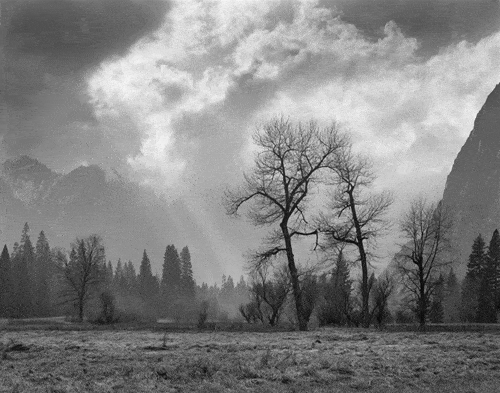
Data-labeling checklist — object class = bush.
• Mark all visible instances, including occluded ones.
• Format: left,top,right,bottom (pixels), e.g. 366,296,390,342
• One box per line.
395,309,414,324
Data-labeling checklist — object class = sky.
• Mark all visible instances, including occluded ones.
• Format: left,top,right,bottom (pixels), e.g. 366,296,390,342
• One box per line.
2,0,500,281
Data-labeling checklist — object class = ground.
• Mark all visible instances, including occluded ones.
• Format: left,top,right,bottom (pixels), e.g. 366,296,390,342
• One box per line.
1,326,500,392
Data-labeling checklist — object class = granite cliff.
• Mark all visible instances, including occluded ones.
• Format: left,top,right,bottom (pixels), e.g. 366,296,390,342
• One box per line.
442,83,500,277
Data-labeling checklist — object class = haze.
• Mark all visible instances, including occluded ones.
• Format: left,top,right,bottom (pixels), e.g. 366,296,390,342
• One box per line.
2,0,500,282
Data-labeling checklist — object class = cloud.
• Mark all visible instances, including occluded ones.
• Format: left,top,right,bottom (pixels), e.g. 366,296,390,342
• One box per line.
1,0,170,170
83,0,500,271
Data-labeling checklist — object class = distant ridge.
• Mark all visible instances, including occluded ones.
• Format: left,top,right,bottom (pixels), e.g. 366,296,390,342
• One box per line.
0,157,220,281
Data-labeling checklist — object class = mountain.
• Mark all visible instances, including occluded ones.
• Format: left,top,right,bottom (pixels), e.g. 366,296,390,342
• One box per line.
442,83,500,278
0,157,223,282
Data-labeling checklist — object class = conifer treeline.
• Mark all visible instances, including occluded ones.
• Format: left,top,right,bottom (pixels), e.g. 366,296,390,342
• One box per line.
0,223,251,321
0,224,56,318
397,229,500,325
460,230,500,323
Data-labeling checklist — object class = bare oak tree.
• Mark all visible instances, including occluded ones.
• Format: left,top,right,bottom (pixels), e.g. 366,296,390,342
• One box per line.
318,146,393,327
225,117,347,330
59,235,106,321
396,198,452,330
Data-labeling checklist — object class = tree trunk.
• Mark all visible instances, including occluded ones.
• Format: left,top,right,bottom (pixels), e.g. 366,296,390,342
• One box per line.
78,294,85,322
349,191,370,328
281,222,308,331
419,266,426,331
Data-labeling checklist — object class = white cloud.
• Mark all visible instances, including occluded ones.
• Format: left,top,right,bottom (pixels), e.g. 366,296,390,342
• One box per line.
86,0,500,270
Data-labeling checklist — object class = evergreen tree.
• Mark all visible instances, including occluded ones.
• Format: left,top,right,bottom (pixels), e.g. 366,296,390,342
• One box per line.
318,251,352,326
486,229,500,309
124,260,137,295
138,250,159,314
0,245,12,317
11,242,19,261
35,231,52,317
114,259,126,294
180,246,196,299
468,234,485,279
443,268,461,322
105,261,114,289
13,223,35,317
235,276,250,306
161,245,181,315
460,234,485,322
477,273,497,323
472,230,499,323
221,275,235,300
428,274,445,323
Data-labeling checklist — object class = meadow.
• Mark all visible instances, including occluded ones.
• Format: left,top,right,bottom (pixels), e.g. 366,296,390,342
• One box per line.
1,322,500,393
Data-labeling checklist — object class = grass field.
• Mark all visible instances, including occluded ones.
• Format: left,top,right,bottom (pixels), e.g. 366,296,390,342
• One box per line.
1,326,500,392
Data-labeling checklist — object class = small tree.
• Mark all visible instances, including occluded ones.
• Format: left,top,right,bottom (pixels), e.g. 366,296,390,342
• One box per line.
59,235,106,321
225,117,347,330
396,199,452,330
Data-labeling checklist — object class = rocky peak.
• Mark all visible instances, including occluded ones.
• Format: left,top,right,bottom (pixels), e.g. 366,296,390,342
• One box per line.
3,155,55,180
442,83,500,278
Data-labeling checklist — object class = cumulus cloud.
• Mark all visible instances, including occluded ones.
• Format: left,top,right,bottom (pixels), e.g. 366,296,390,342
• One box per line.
87,0,500,196
84,0,500,268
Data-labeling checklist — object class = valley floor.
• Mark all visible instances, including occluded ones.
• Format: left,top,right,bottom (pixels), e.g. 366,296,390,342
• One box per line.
1,328,499,392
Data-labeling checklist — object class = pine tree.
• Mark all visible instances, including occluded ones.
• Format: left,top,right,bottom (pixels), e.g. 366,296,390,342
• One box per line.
460,234,485,322
486,229,500,309
477,230,500,322
468,234,485,279
0,245,12,317
105,261,114,288
138,250,158,314
443,268,461,322
318,251,352,326
428,274,445,323
179,246,195,299
477,273,497,323
35,231,52,317
161,245,182,315
13,223,35,317
124,260,137,295
114,259,125,294
221,275,235,301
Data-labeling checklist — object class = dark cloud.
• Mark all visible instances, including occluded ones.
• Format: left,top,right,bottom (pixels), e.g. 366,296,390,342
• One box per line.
1,0,170,167
5,0,170,74
325,0,500,57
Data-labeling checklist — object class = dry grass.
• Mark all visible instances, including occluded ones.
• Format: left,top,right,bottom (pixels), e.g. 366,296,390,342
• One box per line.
0,327,499,392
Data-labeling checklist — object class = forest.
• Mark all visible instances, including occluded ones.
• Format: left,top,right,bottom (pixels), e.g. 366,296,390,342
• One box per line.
1,118,499,332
